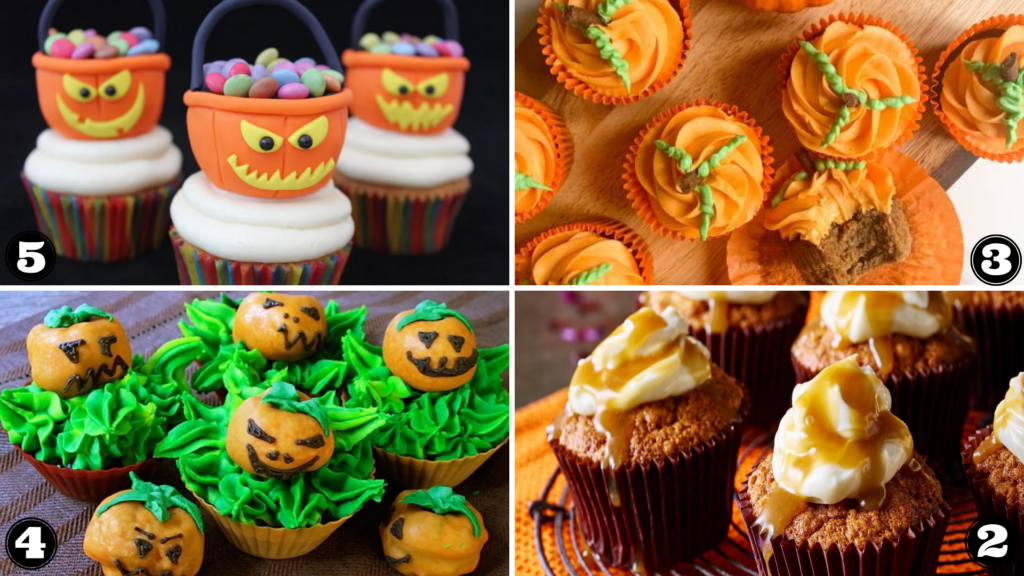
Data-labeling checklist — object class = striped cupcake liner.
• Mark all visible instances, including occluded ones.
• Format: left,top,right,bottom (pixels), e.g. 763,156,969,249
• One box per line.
169,228,351,285
22,172,181,262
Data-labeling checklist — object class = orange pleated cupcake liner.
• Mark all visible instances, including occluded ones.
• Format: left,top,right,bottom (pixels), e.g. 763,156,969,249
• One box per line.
18,448,162,502
372,438,508,490
779,12,928,161
514,92,575,224
623,99,775,242
733,0,837,13
537,0,693,106
931,14,1024,164
515,219,655,285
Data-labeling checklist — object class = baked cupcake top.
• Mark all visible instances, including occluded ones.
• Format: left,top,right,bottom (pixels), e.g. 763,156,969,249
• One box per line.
783,20,921,158
946,290,1024,309
633,105,766,241
765,157,896,246
939,25,1024,154
520,229,644,285
972,374,1024,488
515,96,557,216
645,290,807,333
541,0,686,100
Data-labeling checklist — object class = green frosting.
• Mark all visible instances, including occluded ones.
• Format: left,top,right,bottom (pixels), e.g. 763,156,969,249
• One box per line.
402,486,481,537
596,0,636,24
963,58,1024,148
260,382,331,436
567,263,612,285
770,159,869,208
0,385,65,463
266,358,347,397
396,301,473,333
583,25,630,93
515,172,551,192
43,304,114,328
96,472,204,533
771,172,809,208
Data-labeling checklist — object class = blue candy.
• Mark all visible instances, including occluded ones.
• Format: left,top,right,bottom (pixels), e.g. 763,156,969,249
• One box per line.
294,57,316,66
128,26,152,41
391,41,415,55
251,63,269,82
126,38,159,56
270,69,301,86
415,43,438,57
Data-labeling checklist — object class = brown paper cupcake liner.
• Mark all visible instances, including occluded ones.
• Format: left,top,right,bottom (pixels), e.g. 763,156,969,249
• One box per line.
931,14,1024,164
372,438,508,489
549,417,746,571
962,426,1024,576
537,0,693,105
779,13,928,161
18,448,162,502
515,219,655,285
623,99,776,242
952,298,1024,411
515,92,574,224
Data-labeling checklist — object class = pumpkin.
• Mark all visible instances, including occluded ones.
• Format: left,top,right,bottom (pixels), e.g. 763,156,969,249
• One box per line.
84,472,205,576
380,487,488,576
27,304,132,399
232,293,327,362
225,382,334,479
733,0,837,12
382,300,477,392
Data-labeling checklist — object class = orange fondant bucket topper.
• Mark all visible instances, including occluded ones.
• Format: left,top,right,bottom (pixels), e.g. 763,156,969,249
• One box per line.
343,0,470,136
33,0,170,141
184,0,352,199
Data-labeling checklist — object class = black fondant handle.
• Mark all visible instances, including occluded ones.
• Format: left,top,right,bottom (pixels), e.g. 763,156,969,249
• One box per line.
190,0,343,91
38,0,167,52
350,0,459,48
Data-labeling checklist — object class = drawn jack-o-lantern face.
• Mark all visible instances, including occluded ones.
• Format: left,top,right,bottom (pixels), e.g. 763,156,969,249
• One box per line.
225,384,334,479
27,305,132,399
380,488,488,576
383,301,477,392
232,293,327,362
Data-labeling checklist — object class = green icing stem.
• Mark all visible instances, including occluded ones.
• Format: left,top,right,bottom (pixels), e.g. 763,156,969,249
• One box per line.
964,59,1024,148
567,263,612,285
583,25,630,93
696,183,715,241
655,140,693,172
515,171,551,192
596,0,635,24
771,159,867,208
771,172,808,208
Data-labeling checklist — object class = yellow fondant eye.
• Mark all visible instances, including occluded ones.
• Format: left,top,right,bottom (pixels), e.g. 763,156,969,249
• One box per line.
241,120,283,153
416,73,449,99
381,68,414,98
63,74,96,102
287,116,329,150
98,70,132,101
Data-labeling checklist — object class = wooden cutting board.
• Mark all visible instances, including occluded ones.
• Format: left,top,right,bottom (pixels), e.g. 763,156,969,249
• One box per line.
514,0,1024,285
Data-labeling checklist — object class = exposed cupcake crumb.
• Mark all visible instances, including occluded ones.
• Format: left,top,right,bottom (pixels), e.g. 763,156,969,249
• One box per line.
975,438,1024,508
948,290,1024,310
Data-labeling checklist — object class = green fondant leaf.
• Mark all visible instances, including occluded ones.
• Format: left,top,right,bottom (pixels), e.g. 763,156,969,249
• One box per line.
401,486,482,537
396,301,473,332
261,381,331,435
567,263,612,285
96,472,204,533
43,304,114,328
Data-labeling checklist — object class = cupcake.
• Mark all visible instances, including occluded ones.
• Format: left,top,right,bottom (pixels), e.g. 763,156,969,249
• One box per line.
780,14,926,159
739,357,952,576
381,487,489,576
733,0,836,12
0,304,204,501
933,16,1024,162
644,290,808,428
515,92,573,224
344,300,510,488
515,220,653,285
549,305,750,571
947,291,1024,410
537,0,692,105
624,101,773,242
791,291,976,464
963,373,1024,575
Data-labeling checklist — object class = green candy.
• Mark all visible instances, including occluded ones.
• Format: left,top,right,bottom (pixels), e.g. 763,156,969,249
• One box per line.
301,68,326,97
255,47,278,68
43,33,66,55
224,74,254,97
369,43,391,54
107,30,123,43
382,31,400,43
358,33,381,49
109,38,130,57
321,69,345,84
67,29,86,46
267,57,289,72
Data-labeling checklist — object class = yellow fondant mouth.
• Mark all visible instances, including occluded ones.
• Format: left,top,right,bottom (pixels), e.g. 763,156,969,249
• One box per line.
227,155,336,191
375,94,453,131
56,85,145,138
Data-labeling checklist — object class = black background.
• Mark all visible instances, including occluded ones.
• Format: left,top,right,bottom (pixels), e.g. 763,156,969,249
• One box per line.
0,0,508,285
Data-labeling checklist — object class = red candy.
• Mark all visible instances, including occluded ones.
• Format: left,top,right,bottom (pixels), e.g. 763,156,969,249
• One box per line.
433,42,451,57
49,38,75,58
205,72,227,94
229,62,251,77
118,32,140,47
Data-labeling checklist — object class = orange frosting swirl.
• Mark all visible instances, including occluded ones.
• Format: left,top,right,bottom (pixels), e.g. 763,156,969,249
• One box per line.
515,102,557,215
544,0,684,99
521,230,644,285
940,25,1024,154
783,21,922,158
633,105,765,239
765,160,895,246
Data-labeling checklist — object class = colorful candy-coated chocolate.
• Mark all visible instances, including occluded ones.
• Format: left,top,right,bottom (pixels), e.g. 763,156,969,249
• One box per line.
84,28,96,39
415,43,438,57
119,32,140,47
71,43,95,59
433,42,451,57
229,61,251,77
369,43,391,54
314,64,329,70
205,72,227,95
267,58,289,72
127,39,159,56
301,68,325,97
95,44,119,58
273,61,297,75
270,69,301,87
382,31,400,43
49,38,75,58
256,47,278,68
422,35,439,45
249,76,279,98
391,41,415,55
107,30,123,43
322,69,344,84
67,29,86,46
221,58,245,78
87,36,107,49
323,73,341,92
295,61,313,74
359,33,380,49
444,41,464,58
129,26,152,41
277,83,309,99
109,37,130,56
224,74,254,97
251,63,269,82
295,57,315,66
43,33,66,55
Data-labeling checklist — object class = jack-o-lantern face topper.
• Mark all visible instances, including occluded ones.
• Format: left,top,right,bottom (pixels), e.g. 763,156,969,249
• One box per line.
56,70,146,138
220,113,339,193
374,67,459,132
27,304,132,399
232,293,327,362
383,300,477,393
381,486,488,576
225,382,334,480
84,472,205,576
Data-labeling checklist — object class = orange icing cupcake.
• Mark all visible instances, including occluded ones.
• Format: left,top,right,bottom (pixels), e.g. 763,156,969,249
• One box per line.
519,229,644,285
515,93,572,222
781,17,924,159
538,0,691,105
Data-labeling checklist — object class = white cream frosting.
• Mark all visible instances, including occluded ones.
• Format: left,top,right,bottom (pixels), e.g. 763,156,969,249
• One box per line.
170,172,353,263
678,291,779,305
24,126,182,197
335,117,473,188
994,373,1024,463
820,291,949,343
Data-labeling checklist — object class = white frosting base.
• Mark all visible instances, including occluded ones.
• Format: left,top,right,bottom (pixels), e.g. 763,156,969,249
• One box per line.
678,291,778,305
170,172,353,263
820,291,945,343
995,373,1024,463
24,127,182,196
335,117,473,188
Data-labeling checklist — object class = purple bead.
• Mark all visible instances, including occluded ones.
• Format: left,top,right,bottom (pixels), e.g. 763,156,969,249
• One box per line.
84,28,96,39
314,64,329,70
251,63,268,81
415,43,438,57
128,26,152,41
70,43,94,59
581,327,602,342
560,327,580,342
277,82,310,99
273,61,298,75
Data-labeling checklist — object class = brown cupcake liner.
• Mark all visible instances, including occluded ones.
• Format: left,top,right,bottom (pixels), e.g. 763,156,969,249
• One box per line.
537,0,693,105
549,417,746,571
738,455,952,576
372,438,508,489
952,298,1024,411
515,92,574,224
515,219,655,285
931,14,1024,163
18,447,162,502
779,13,928,161
962,426,1024,576
623,99,776,242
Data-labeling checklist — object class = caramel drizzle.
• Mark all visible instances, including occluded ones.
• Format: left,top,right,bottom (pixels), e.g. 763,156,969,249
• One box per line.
705,292,730,335
974,434,1003,465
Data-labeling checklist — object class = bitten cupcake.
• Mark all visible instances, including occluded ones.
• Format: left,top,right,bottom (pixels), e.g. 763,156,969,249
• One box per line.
515,92,573,223
780,14,926,159
537,0,692,105
549,306,749,571
624,101,773,242
933,16,1024,162
515,220,652,285
791,291,976,464
947,291,1024,410
739,357,951,576
644,291,808,427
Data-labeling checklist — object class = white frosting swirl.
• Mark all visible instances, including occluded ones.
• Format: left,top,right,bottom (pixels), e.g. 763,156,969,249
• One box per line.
24,126,182,196
820,291,950,343
678,291,778,305
994,373,1024,463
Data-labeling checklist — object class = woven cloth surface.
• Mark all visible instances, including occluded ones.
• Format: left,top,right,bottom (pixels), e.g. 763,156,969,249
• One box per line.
0,291,509,576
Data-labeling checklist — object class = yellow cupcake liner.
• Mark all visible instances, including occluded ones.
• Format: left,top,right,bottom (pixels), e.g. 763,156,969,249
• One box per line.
515,91,574,224
514,219,655,285
372,438,508,490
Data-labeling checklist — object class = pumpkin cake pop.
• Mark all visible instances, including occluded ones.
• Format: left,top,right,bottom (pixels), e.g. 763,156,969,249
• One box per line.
383,301,478,392
232,293,327,362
